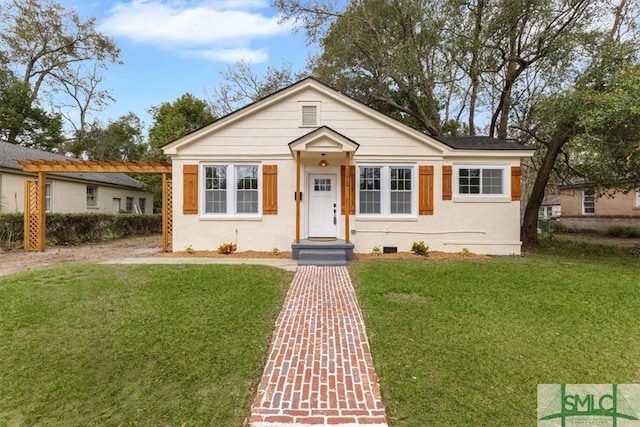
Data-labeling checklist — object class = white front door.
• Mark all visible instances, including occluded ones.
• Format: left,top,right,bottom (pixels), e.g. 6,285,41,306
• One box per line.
308,174,337,238
112,198,121,213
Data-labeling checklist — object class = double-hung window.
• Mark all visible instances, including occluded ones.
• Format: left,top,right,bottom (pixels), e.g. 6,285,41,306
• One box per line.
357,165,414,216
203,164,260,215
455,166,506,196
45,183,52,212
583,189,595,214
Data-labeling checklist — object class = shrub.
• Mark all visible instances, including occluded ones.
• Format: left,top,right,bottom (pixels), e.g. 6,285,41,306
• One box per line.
459,248,470,256
371,246,381,256
270,247,280,256
0,213,24,250
218,242,237,254
0,213,162,248
411,241,429,257
608,226,640,238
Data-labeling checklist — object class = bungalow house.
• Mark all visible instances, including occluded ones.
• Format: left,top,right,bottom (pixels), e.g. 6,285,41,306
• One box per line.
557,182,640,232
0,141,153,214
163,78,534,260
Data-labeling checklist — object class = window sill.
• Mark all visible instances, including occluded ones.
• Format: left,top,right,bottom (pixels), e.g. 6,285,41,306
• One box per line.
452,196,511,203
86,206,99,210
199,215,263,221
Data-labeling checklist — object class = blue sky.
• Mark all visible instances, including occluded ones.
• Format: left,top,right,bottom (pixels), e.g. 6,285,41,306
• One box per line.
62,0,317,128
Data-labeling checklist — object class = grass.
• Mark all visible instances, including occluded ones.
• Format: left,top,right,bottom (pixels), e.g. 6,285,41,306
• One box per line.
351,246,640,426
0,264,292,427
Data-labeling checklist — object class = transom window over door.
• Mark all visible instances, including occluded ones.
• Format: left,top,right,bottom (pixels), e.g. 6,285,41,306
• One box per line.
357,165,415,216
203,164,260,215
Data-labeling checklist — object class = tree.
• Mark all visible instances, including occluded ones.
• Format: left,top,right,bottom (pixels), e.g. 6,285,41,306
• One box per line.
0,68,64,150
0,0,120,145
520,43,640,245
147,93,215,161
208,60,305,116
82,113,146,161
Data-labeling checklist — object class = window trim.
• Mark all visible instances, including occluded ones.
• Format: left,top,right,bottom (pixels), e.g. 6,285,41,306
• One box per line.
355,164,416,218
45,182,52,212
453,165,509,198
299,101,321,127
201,163,262,217
125,196,134,213
635,190,640,208
582,189,595,215
86,185,98,207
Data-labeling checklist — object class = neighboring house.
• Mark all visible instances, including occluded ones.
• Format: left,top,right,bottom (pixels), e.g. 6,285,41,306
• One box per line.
539,194,561,219
163,78,534,256
0,141,152,214
558,182,640,232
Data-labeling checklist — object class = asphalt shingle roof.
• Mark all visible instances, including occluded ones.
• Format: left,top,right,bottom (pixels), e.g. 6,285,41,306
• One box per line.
0,141,143,189
432,135,534,150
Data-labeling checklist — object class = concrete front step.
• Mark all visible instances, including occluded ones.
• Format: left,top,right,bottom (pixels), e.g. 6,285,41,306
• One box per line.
298,249,347,266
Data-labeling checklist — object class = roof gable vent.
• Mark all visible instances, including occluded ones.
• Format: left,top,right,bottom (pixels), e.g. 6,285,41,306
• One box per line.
300,102,320,127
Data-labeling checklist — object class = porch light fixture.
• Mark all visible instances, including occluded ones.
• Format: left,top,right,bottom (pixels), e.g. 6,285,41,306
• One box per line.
318,153,329,167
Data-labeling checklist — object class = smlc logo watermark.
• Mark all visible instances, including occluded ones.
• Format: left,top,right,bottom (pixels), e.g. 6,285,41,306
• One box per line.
538,384,640,426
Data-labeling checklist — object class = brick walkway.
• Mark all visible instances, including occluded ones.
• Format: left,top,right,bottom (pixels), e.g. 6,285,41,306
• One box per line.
249,266,388,427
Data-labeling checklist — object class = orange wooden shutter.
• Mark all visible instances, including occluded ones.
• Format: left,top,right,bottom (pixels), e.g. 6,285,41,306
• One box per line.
418,165,434,215
442,165,452,200
183,164,198,215
511,166,522,201
340,165,356,214
262,165,278,215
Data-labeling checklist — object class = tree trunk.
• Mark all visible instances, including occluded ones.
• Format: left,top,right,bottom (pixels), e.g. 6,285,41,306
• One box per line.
520,134,568,246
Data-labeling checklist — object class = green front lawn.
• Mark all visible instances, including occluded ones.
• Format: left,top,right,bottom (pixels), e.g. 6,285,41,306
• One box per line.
351,249,640,426
0,264,292,426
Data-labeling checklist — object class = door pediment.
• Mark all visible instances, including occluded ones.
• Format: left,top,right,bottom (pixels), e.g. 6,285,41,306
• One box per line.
289,126,359,154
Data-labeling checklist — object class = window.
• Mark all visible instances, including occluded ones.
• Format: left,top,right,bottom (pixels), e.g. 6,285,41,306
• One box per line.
454,166,506,196
138,198,146,214
45,183,52,212
86,186,97,207
357,165,415,216
125,197,134,213
583,189,595,214
636,190,640,208
203,164,260,215
299,102,320,127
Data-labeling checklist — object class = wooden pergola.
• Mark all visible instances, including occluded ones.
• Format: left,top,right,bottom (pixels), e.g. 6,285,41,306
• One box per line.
16,159,172,252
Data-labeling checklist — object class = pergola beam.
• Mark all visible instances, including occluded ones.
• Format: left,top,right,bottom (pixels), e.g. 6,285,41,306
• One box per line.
16,159,171,173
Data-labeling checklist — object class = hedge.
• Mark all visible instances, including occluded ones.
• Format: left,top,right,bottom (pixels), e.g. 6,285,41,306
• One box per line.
0,213,162,249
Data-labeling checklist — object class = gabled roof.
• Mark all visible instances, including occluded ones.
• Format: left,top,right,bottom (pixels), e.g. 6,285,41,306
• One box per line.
432,136,535,150
0,141,143,189
162,77,455,155
162,77,535,157
288,126,359,153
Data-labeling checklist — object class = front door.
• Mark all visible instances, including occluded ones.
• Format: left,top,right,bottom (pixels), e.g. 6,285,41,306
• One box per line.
112,198,121,213
308,174,337,238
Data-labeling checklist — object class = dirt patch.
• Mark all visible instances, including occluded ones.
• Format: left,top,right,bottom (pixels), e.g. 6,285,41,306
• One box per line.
0,236,162,278
160,249,492,261
0,238,491,278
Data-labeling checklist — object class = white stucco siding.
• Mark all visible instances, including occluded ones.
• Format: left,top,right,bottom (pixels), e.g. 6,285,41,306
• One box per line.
0,171,152,214
170,157,523,255
171,158,301,252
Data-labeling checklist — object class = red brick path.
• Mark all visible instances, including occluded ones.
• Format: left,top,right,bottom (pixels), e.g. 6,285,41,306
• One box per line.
249,266,388,426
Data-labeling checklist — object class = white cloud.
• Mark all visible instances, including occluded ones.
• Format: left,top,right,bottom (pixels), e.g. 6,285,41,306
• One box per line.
188,47,269,63
99,0,290,63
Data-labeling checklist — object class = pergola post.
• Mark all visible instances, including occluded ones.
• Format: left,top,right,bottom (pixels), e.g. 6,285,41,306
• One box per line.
37,171,46,252
344,152,350,244
295,151,301,243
